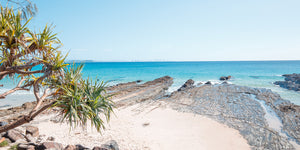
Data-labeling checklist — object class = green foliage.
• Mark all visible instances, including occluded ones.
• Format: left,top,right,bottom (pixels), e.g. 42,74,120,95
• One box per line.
53,64,114,132
8,144,17,150
0,140,9,147
0,6,114,133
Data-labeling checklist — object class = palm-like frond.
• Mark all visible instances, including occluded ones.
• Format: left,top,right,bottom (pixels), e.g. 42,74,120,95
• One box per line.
53,64,114,132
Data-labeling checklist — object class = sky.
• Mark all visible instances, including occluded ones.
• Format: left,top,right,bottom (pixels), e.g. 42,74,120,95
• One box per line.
24,0,300,61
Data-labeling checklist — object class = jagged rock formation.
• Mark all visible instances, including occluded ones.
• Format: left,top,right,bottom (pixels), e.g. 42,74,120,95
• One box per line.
165,80,300,149
108,76,173,107
274,73,300,91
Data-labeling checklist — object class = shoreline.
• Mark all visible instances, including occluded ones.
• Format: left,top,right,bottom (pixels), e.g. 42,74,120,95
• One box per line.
1,76,300,149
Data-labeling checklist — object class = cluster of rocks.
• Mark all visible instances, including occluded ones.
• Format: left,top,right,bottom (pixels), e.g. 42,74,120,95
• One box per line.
274,73,300,91
0,125,119,150
1,75,300,150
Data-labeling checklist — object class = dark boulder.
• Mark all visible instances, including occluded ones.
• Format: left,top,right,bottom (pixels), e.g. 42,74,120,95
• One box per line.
177,79,195,91
219,76,232,81
205,81,212,85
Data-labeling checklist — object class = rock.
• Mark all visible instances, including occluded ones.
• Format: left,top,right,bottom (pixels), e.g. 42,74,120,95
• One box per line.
177,79,194,91
108,76,173,107
26,126,39,137
100,140,119,150
75,144,89,150
136,80,142,83
93,147,108,150
17,143,36,150
274,73,300,91
46,136,55,141
219,75,232,81
6,129,25,142
64,145,76,150
205,81,212,85
22,102,34,109
0,121,8,126
25,134,35,143
38,142,63,150
165,84,297,149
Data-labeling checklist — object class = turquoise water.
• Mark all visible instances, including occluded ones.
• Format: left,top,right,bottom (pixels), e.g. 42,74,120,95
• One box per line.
1,61,300,107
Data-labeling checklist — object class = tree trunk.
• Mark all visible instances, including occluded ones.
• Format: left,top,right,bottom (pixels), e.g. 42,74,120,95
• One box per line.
0,102,55,133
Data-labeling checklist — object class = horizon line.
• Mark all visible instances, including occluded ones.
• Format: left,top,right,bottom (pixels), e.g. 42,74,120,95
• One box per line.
66,59,300,63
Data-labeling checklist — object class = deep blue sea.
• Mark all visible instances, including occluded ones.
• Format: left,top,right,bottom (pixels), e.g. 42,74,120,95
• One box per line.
1,61,300,108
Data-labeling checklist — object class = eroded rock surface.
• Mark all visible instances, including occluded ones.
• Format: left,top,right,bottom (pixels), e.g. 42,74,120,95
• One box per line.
274,73,300,91
108,76,173,107
165,80,300,149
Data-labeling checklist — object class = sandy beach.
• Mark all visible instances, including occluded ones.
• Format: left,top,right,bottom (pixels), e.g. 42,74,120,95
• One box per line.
29,102,250,150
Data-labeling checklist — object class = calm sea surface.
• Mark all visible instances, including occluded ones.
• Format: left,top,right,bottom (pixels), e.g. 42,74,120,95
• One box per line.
1,61,300,108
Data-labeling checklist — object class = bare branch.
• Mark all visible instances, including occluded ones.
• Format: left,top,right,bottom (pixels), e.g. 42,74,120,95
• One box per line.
0,101,55,133
0,78,29,99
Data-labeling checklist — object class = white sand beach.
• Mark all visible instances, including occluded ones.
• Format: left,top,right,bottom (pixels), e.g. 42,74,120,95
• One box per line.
31,102,250,150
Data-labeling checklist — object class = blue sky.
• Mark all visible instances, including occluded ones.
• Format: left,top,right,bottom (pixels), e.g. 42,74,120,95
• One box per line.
27,0,300,61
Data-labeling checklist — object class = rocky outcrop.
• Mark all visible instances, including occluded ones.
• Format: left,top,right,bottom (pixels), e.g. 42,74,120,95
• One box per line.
274,73,300,91
219,75,232,81
177,79,194,91
108,76,173,107
165,82,300,149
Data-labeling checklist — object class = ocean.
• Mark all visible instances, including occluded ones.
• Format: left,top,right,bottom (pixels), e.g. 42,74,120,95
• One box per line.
1,61,300,108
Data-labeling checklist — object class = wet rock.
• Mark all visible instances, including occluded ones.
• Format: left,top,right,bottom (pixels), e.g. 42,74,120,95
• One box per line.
26,126,39,137
177,79,194,91
274,73,300,91
205,81,212,85
219,75,232,81
100,140,119,150
6,129,25,142
38,142,63,150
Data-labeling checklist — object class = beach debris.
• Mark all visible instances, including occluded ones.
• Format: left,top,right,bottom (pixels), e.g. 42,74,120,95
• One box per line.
0,137,5,144
26,126,39,137
219,75,232,81
142,122,150,127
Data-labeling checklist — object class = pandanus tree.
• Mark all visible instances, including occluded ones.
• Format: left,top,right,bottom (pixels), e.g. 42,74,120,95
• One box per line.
0,6,114,133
